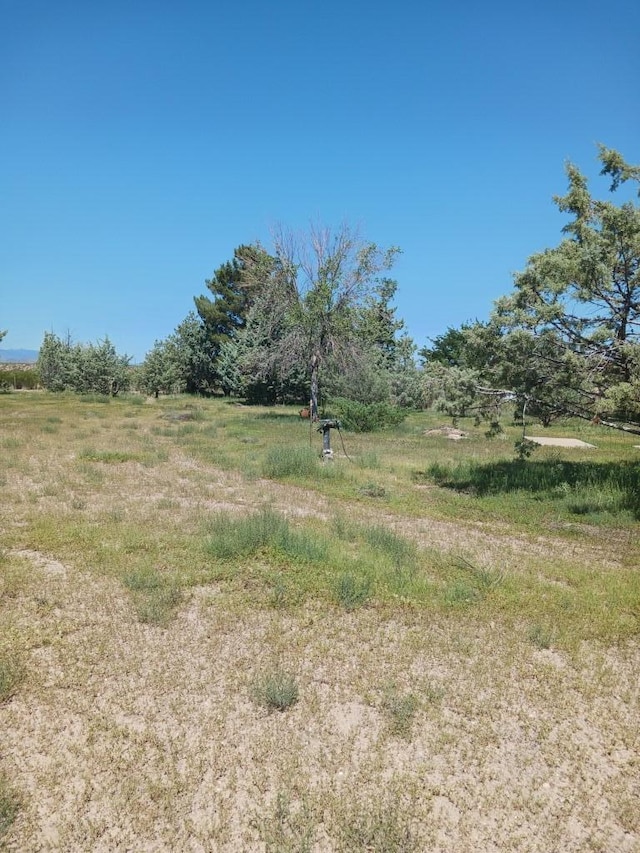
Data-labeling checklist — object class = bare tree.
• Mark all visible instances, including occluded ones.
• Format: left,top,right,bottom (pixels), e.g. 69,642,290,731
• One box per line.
262,222,400,418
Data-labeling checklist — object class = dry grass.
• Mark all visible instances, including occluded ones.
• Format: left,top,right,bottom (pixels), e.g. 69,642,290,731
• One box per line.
0,392,638,851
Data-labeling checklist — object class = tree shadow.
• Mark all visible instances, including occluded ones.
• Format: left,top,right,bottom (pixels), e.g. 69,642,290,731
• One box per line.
427,459,640,520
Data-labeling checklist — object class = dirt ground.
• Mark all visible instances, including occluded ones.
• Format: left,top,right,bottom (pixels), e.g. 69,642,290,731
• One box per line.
1,435,638,851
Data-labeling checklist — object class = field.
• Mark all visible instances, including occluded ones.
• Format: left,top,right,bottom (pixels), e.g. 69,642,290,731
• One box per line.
1,392,639,852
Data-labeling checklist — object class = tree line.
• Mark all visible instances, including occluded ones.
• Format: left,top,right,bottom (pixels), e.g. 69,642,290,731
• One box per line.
27,146,640,435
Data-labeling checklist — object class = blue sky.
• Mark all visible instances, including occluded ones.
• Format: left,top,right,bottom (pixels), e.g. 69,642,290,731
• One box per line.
2,0,638,362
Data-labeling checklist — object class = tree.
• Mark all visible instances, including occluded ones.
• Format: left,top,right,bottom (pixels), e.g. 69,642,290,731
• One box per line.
37,332,78,391
251,223,400,419
138,337,186,397
419,322,487,368
76,337,131,395
492,146,640,433
37,332,130,395
424,148,640,436
195,244,274,342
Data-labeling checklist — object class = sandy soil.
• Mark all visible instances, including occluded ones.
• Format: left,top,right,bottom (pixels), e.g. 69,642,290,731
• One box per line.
526,436,596,448
2,547,638,851
1,436,638,851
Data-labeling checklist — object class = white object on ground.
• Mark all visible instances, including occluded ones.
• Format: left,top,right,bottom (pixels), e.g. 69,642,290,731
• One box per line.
526,436,596,448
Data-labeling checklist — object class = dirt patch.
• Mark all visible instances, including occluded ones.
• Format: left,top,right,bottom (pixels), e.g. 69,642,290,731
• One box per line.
526,436,596,448
425,426,468,440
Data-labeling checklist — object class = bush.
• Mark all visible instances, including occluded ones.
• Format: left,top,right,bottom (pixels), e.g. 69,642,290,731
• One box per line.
0,368,39,390
330,398,407,432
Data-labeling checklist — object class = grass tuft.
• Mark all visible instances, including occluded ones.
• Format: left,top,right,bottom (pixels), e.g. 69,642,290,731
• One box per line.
134,586,183,626
0,653,25,703
337,797,418,852
251,669,299,711
335,572,372,611
259,792,315,853
381,685,420,738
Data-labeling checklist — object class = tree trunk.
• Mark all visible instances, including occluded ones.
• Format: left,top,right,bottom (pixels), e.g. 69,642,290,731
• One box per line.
310,354,319,422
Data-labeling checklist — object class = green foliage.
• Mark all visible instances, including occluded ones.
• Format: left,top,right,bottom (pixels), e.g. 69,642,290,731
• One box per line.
195,244,272,348
0,368,39,390
335,572,371,610
240,224,401,418
137,336,186,396
251,669,299,711
37,332,131,395
330,398,407,432
205,508,329,565
492,146,640,433
421,361,485,424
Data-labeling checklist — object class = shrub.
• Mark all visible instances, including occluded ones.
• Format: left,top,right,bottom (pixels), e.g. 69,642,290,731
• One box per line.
0,368,39,390
330,398,407,432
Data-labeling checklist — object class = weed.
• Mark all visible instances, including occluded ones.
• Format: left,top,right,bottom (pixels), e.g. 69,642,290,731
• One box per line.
259,792,315,853
363,525,417,569
424,682,445,704
134,586,183,626
528,624,554,649
251,669,299,711
381,685,420,738
79,448,140,464
335,572,371,611
443,580,480,606
269,575,289,609
359,482,386,498
0,653,25,703
205,508,328,566
356,451,381,469
336,797,417,852
123,567,166,591
453,555,504,592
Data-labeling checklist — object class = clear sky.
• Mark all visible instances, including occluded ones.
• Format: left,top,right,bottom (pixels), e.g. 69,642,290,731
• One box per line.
2,0,638,362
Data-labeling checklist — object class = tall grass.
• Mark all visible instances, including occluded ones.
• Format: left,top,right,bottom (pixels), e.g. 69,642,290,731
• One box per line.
262,445,319,479
204,508,329,565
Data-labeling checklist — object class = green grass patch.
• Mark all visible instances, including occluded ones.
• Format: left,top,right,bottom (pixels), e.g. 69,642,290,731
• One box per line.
204,508,329,566
262,445,319,479
334,571,372,611
418,458,640,521
251,669,299,711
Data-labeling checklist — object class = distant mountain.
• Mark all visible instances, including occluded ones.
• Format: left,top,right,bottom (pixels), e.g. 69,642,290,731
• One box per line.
0,349,39,363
